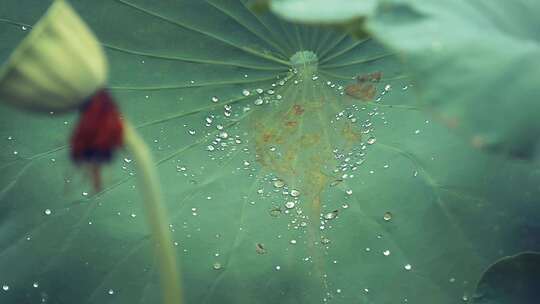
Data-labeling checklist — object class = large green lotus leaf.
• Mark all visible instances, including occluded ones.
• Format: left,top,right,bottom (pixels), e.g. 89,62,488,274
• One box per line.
366,0,540,159
0,1,539,304
473,252,540,303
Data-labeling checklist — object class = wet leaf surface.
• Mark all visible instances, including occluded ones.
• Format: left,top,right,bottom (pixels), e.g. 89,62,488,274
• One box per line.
0,1,539,304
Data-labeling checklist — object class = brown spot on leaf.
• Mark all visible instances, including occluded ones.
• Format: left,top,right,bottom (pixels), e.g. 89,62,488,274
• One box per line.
255,243,267,254
292,104,304,115
285,121,298,127
346,71,383,101
358,71,383,83
262,132,273,142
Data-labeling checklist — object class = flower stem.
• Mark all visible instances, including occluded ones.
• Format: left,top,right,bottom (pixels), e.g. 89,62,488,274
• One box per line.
123,121,183,304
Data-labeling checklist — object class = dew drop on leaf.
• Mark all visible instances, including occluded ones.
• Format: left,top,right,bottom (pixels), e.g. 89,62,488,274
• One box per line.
324,210,338,220
383,212,392,221
2,285,9,291
284,201,295,209
44,209,51,216
290,189,300,197
273,179,285,188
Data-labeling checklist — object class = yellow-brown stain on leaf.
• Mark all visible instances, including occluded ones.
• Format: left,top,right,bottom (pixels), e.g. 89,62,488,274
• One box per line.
345,71,383,101
292,104,305,115
342,123,362,144
252,73,365,221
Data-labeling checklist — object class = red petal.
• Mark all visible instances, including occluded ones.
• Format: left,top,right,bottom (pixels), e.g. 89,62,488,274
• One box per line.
70,89,124,163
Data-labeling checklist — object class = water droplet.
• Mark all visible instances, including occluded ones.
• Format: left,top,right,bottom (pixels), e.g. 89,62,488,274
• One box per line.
269,207,281,217
211,96,219,103
254,98,263,105
336,288,342,294
44,209,52,215
404,264,412,271
82,191,89,197
219,132,228,139
213,262,222,270
321,237,331,245
256,88,264,94
345,189,353,195
32,282,39,288
383,250,391,256
273,179,285,188
324,210,338,220
367,137,376,145
21,25,27,31
383,212,392,221
242,89,251,96
2,285,9,291
108,289,115,295
207,145,215,152
275,265,281,271
130,213,137,218
342,203,349,209
414,129,420,135
290,189,300,197
188,129,196,135
256,243,266,254
285,201,295,209
290,239,297,245
384,84,392,91
312,75,319,81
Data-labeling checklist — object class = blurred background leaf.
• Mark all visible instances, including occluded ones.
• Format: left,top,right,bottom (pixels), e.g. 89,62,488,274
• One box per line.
366,0,540,159
268,0,376,24
0,1,539,304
